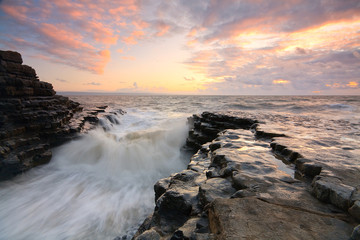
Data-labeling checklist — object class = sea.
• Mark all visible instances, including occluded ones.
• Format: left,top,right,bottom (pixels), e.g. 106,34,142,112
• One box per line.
0,95,359,240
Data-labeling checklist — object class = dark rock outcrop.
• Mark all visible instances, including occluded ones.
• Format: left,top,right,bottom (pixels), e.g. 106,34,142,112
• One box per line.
186,112,257,151
133,112,359,240
0,50,101,180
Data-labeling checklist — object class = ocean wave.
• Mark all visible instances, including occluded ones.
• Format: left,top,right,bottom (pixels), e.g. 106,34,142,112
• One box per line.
0,111,189,240
226,103,256,110
325,103,354,110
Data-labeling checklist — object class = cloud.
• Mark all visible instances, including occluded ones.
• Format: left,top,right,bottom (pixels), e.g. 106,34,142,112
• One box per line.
84,82,101,86
154,21,171,37
347,82,358,88
273,79,290,84
1,0,359,94
295,47,307,55
184,77,195,81
122,30,145,45
178,0,360,42
56,78,68,83
172,0,360,94
0,0,142,74
121,56,136,61
115,81,143,92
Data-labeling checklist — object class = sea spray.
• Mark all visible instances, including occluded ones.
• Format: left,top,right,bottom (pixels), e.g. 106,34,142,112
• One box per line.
0,110,189,240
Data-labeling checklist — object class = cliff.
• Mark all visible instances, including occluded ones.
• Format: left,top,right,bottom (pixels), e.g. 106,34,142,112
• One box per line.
0,50,99,180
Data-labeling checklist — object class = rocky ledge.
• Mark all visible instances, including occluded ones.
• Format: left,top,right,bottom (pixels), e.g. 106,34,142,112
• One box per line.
0,50,104,180
133,112,360,240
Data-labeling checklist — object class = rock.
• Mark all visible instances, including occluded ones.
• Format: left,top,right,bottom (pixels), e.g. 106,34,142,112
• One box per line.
186,112,257,151
349,201,360,221
231,172,253,190
154,177,171,201
156,189,193,216
255,129,286,139
0,50,23,64
133,214,153,239
32,150,52,166
350,225,360,240
208,198,353,240
0,50,101,180
296,158,322,178
170,230,184,240
312,176,355,210
152,188,196,234
209,142,221,152
205,167,220,179
134,229,161,240
270,141,303,162
199,178,236,206
113,236,127,240
136,112,357,240
84,116,99,123
230,189,257,198
171,169,201,184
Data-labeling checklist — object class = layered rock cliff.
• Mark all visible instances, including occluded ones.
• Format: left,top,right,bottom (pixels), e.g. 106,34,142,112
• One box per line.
0,50,98,180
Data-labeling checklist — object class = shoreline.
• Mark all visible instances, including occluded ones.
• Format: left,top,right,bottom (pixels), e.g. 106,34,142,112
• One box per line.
131,112,360,240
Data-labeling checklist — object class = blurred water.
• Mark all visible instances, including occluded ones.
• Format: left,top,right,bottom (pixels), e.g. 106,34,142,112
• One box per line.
0,95,359,239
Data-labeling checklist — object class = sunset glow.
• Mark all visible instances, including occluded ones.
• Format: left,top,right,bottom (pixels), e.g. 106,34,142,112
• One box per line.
0,0,359,94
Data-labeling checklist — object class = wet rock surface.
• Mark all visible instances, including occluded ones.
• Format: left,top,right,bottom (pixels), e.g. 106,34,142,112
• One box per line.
209,197,352,240
0,50,105,180
133,112,359,240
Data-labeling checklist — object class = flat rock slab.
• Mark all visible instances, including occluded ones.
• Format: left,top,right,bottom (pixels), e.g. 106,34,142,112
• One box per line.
209,197,354,240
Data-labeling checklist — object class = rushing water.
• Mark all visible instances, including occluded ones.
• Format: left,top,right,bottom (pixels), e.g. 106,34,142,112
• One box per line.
0,95,359,240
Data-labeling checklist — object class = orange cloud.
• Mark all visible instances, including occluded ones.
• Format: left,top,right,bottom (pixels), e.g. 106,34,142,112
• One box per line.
325,82,359,89
122,30,145,45
187,28,198,38
273,79,290,84
90,49,111,74
121,56,136,61
278,19,360,53
347,81,358,88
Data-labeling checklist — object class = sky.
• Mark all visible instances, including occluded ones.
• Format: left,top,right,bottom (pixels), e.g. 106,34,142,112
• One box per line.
0,0,359,95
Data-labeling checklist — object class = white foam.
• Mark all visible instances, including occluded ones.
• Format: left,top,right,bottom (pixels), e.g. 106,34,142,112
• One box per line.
0,111,189,240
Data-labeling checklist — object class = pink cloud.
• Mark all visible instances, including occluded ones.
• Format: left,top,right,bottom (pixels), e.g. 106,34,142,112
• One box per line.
0,0,145,74
132,20,149,30
90,49,111,74
38,23,94,50
122,30,145,45
1,3,30,23
154,22,171,37
83,21,118,45
108,0,139,16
